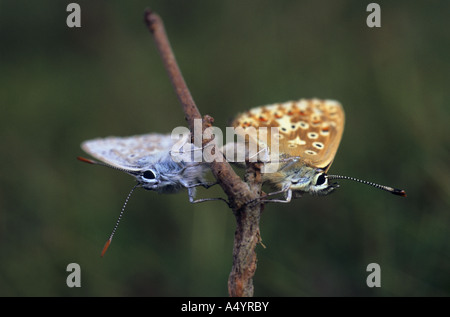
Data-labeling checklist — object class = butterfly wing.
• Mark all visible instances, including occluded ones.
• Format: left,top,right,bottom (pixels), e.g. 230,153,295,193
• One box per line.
81,133,184,171
232,99,345,171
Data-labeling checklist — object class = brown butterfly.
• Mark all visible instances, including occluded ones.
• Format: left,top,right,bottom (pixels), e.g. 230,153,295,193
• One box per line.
231,99,406,202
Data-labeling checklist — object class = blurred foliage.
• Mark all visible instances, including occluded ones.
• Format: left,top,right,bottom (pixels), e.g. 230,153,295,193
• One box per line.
0,0,449,296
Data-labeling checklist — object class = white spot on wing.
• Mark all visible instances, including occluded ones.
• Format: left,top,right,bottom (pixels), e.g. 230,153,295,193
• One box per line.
288,136,306,147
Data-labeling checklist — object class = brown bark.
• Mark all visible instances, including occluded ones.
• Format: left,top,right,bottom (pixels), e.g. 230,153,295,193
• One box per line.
145,9,262,297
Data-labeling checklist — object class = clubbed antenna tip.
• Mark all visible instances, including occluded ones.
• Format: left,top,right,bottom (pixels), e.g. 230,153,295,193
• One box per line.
327,174,407,198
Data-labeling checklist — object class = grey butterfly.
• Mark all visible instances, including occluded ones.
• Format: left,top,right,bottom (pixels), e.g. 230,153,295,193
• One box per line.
78,132,219,256
79,132,215,201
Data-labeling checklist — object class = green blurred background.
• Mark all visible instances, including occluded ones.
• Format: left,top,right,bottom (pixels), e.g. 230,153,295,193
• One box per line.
0,0,449,296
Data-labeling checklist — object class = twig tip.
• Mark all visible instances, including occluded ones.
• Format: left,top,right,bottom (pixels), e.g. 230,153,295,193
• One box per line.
144,8,160,32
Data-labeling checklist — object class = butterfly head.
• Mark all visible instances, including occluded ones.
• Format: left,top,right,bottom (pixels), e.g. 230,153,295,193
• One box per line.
276,162,339,197
134,163,195,193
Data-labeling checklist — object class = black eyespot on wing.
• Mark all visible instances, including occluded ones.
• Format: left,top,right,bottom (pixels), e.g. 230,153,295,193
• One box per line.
143,170,156,180
316,174,326,186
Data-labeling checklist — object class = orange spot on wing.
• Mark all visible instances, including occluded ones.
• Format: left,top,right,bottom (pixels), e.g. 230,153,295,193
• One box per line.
274,112,283,118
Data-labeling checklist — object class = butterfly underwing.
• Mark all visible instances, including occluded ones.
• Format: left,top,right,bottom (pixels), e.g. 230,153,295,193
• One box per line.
79,132,210,197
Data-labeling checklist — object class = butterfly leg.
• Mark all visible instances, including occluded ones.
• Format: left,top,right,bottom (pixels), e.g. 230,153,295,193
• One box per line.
187,187,230,206
247,146,270,162
188,181,219,189
260,188,292,203
181,178,218,190
247,187,292,205
277,157,301,171
170,142,215,161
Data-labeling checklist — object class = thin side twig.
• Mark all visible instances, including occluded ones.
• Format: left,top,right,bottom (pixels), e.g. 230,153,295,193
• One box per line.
144,9,263,297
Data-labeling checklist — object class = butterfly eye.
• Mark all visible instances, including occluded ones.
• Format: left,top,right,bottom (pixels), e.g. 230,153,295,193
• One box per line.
315,173,327,186
142,170,156,180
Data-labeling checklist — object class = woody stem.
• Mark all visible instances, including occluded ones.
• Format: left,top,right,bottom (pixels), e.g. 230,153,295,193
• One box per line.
144,9,263,297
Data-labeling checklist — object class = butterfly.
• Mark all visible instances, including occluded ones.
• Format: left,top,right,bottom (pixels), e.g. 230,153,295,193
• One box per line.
78,132,212,197
230,99,406,202
78,132,218,256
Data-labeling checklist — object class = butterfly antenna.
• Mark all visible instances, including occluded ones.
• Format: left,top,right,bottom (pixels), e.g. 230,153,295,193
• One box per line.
101,183,139,257
327,174,407,197
77,156,98,165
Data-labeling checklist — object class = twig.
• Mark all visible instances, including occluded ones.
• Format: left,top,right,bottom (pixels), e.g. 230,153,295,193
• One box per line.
144,9,263,297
